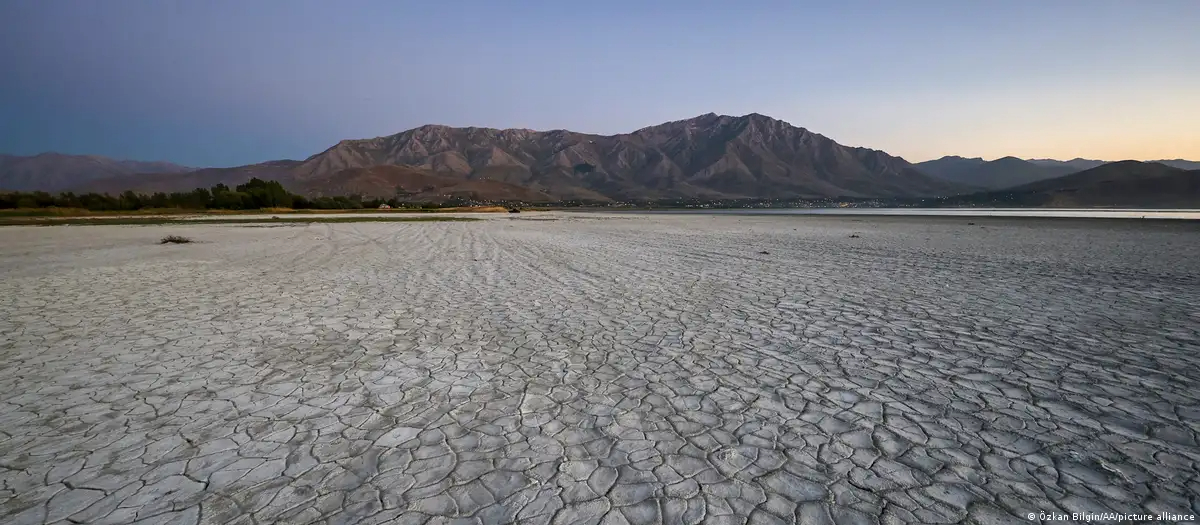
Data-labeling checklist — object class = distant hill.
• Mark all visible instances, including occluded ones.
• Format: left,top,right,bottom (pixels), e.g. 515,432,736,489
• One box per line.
916,156,1077,190
938,161,1200,207
1027,158,1107,171
1028,158,1200,172
1153,159,1200,171
910,156,988,188
0,153,192,192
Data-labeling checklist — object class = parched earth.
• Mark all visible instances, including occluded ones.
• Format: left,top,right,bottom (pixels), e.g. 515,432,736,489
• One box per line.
0,213,1197,525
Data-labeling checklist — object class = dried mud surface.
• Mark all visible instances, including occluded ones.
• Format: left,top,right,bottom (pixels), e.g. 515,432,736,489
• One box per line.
1,214,1197,524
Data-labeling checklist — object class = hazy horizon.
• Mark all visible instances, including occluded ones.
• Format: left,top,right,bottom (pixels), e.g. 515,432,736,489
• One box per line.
4,118,1199,169
2,0,1198,168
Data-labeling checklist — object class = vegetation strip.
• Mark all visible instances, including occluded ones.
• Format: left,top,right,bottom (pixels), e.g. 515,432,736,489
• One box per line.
0,216,480,227
0,178,521,212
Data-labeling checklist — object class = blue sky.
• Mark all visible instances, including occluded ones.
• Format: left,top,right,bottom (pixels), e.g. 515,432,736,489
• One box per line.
1,0,1197,167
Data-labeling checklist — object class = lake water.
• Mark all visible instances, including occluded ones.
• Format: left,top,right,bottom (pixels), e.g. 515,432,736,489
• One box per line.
633,208,1200,220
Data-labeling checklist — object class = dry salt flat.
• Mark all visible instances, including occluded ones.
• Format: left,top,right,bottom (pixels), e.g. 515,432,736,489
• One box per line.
0,213,1198,525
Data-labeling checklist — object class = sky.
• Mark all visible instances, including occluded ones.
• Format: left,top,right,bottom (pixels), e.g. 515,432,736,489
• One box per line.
1,0,1198,168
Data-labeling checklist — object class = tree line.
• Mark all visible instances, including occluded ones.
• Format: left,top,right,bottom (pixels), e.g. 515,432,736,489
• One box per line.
0,178,464,211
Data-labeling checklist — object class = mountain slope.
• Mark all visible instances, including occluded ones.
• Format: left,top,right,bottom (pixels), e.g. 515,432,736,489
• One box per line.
941,161,1200,207
1027,158,1200,172
1011,161,1188,192
293,113,968,199
0,153,192,191
913,156,987,187
916,156,1077,189
296,165,556,203
1027,158,1107,171
1153,159,1200,171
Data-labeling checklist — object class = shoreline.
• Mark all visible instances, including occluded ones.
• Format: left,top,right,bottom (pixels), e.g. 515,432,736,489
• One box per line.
0,205,515,218
558,207,1200,221
5,209,1200,228
0,215,482,227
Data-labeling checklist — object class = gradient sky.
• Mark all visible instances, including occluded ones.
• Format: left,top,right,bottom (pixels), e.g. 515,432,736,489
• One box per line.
1,0,1198,168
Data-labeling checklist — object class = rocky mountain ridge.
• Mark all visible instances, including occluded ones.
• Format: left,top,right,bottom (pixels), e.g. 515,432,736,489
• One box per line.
286,113,965,200
6,114,1199,204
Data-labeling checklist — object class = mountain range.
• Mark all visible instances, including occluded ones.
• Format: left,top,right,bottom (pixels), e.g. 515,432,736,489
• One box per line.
0,153,192,192
1027,158,1109,172
2,113,1197,205
915,156,1080,190
296,165,556,203
6,114,967,201
281,112,964,201
937,161,1200,208
915,156,1200,191
1028,158,1200,172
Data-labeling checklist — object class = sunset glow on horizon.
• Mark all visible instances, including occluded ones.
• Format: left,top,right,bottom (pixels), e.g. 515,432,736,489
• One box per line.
2,0,1197,167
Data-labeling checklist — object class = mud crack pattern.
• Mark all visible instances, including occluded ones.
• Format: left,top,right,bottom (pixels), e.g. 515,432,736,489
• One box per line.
1,214,1198,525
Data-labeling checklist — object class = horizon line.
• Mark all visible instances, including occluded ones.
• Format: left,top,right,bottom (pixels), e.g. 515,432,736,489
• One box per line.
5,148,1196,171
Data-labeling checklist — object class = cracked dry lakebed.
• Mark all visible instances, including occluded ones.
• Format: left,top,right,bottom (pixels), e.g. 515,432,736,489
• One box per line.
0,212,1198,525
